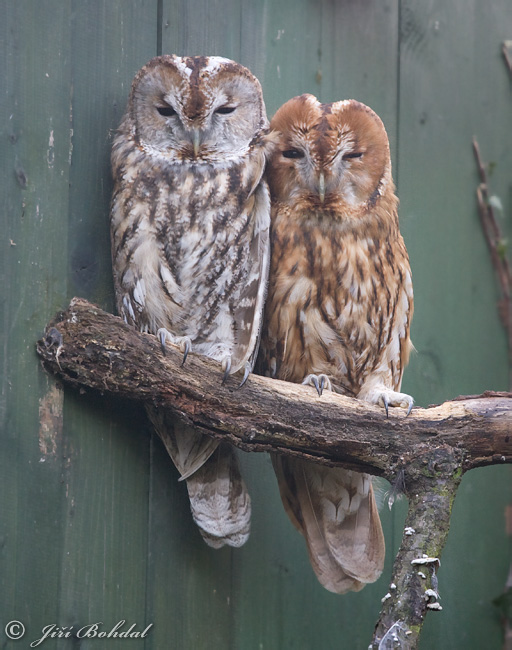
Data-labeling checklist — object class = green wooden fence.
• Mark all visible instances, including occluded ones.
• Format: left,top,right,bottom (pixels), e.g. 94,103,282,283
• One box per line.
2,1,511,648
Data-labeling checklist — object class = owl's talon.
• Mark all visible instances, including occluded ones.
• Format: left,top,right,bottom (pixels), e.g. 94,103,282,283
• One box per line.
381,394,389,417
181,338,191,366
158,328,168,356
302,373,332,396
157,328,192,362
239,362,251,388
372,388,414,417
221,356,232,385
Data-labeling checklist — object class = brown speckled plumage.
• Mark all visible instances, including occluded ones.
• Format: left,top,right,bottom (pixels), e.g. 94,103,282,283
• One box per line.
111,55,272,548
258,95,413,593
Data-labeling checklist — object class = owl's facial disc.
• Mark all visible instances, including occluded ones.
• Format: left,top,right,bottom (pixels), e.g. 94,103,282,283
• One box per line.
131,55,267,163
268,94,391,214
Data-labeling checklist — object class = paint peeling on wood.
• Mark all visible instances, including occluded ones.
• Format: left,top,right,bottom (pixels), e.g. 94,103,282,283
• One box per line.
38,380,64,458
47,127,55,168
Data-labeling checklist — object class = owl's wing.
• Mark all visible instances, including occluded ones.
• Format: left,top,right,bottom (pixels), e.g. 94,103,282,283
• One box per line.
146,408,219,480
229,181,271,375
358,241,414,409
271,454,385,594
397,243,414,392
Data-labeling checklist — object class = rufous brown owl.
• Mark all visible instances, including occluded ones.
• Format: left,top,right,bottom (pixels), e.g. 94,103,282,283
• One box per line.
110,55,272,547
258,94,414,593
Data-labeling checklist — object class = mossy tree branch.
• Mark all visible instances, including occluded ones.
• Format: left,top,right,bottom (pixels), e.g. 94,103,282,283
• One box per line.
37,298,512,649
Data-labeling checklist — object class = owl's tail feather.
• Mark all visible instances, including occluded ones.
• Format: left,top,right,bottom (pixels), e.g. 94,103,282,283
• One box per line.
146,407,251,548
271,454,385,594
186,443,251,548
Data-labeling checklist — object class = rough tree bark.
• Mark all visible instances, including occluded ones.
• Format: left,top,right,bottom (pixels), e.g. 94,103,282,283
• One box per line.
37,298,512,649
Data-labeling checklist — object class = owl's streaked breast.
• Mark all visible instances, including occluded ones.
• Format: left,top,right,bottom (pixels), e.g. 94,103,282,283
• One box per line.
111,138,269,360
266,207,412,395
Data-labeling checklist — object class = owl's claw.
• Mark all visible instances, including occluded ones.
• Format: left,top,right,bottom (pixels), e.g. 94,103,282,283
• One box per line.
158,329,168,355
239,362,251,388
302,373,332,396
221,356,232,385
375,389,414,417
157,328,192,363
181,338,191,366
382,394,390,418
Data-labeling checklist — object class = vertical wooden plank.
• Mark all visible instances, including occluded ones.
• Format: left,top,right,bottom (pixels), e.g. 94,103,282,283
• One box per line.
144,6,244,648
318,5,407,640
0,0,73,638
237,5,321,646
398,0,510,404
67,1,157,309
161,0,242,58
146,437,242,650
241,0,323,116
238,7,321,642
398,0,512,647
0,0,161,645
55,0,158,643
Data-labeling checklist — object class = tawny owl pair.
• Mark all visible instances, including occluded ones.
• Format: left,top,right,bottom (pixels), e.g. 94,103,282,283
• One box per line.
110,55,414,593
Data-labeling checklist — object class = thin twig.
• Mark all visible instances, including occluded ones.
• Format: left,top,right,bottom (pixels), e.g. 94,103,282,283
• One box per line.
472,138,512,375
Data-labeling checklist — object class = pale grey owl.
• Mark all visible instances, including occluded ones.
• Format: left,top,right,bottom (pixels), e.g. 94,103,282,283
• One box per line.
110,55,271,547
258,95,414,592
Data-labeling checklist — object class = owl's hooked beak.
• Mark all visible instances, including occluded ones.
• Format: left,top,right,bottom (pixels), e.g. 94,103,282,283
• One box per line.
192,129,201,157
318,172,326,203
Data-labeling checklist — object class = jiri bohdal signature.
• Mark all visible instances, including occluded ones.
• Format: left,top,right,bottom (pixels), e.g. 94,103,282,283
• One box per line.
30,621,153,646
